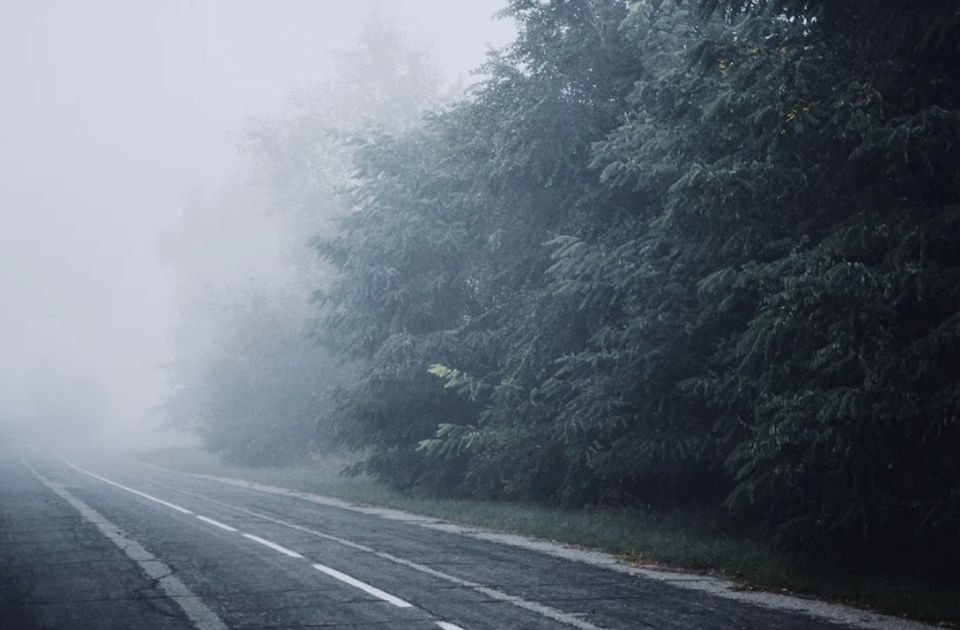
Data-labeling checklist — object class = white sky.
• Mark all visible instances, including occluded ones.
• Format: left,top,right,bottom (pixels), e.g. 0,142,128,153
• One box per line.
0,0,513,439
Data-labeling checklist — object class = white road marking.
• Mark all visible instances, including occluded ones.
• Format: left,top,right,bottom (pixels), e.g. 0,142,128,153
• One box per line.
127,460,939,630
312,563,413,608
51,459,469,626
105,466,596,628
62,459,193,514
196,515,237,532
373,550,605,630
21,458,227,630
242,533,304,559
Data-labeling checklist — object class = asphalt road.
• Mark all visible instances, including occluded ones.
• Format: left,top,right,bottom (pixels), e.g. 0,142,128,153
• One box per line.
0,451,909,630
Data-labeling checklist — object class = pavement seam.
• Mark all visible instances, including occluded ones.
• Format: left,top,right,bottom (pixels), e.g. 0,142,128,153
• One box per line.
58,457,462,628
168,468,938,630
19,457,228,630
88,462,618,630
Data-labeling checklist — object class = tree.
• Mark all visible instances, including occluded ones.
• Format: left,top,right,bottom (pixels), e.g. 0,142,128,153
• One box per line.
595,0,960,562
162,7,442,466
319,0,662,500
322,0,960,570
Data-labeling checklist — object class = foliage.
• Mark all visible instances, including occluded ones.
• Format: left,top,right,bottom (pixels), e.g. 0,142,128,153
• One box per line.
317,0,652,502
238,0,960,573
598,0,960,563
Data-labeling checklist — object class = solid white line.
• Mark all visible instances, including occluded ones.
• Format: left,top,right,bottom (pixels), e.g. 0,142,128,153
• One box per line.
21,458,227,630
436,622,466,630
118,470,602,628
134,461,938,630
196,515,237,532
62,459,193,514
242,533,304,559
312,563,413,608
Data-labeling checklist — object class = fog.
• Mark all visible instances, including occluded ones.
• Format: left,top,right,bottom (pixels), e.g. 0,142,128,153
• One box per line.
1,2,955,609
0,0,513,449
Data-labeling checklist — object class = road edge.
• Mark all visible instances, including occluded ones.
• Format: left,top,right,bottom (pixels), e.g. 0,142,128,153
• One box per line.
140,461,937,630
20,457,228,630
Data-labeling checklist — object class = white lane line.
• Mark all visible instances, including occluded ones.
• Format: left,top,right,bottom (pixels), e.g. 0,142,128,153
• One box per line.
21,458,227,630
312,563,413,608
196,515,237,532
62,459,193,514
373,549,604,630
135,474,931,630
110,470,597,629
57,461,466,625
242,533,304,559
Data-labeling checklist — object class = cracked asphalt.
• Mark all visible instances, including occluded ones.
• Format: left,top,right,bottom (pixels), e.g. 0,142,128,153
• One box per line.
0,452,880,629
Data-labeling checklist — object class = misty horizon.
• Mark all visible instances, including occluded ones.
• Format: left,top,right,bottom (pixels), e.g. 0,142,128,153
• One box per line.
0,0,513,448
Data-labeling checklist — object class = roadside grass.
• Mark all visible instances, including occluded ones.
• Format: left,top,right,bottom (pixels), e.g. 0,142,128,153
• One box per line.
136,447,958,625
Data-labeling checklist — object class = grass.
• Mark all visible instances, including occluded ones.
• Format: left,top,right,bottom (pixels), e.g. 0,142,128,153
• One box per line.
137,447,959,625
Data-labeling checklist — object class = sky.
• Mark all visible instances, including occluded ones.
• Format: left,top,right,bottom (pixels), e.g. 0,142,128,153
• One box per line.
0,0,514,445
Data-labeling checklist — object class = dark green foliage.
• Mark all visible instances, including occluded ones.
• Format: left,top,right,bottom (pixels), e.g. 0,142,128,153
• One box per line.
313,0,960,573
600,0,960,563
318,0,652,500
314,124,485,490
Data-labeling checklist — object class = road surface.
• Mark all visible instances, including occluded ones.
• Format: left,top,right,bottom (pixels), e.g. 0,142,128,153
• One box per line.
0,451,916,629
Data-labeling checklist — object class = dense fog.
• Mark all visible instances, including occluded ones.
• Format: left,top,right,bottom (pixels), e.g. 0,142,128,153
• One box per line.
2,0,958,585
0,0,512,449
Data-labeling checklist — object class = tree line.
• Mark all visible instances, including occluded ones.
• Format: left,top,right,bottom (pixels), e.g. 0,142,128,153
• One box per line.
170,0,960,572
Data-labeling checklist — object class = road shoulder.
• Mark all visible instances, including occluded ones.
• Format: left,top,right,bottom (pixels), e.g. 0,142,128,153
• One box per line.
163,466,936,630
